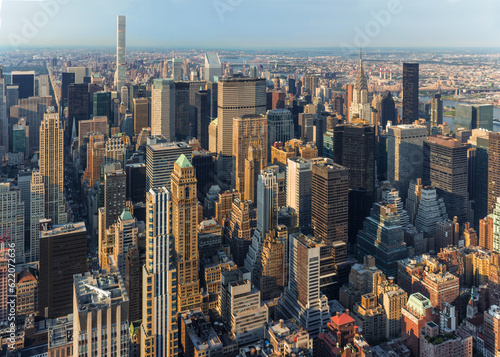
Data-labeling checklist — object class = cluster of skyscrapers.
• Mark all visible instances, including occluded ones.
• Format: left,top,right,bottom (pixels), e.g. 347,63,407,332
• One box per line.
1,14,500,357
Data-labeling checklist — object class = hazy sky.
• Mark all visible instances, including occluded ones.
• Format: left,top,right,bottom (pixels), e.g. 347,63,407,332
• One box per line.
0,0,499,49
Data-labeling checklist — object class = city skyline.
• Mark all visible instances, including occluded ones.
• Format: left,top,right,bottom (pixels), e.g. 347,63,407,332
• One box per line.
0,0,499,49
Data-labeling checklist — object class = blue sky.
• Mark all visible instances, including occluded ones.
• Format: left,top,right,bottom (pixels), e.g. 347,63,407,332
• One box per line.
0,0,499,49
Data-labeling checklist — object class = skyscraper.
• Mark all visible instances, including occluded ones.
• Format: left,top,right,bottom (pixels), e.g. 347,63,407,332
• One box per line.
0,67,6,151
204,53,222,82
287,157,312,229
115,15,126,90
217,77,267,156
133,97,150,136
195,89,210,149
489,132,500,215
29,171,45,263
380,91,397,129
39,109,67,225
171,58,183,81
0,183,24,263
151,79,175,141
93,91,112,122
356,203,408,278
73,268,130,357
402,63,419,124
423,135,469,223
349,57,371,122
146,139,192,190
232,114,268,202
11,71,35,99
267,109,294,148
38,222,87,318
387,124,428,202
67,83,90,140
333,123,375,245
430,93,443,129
141,188,178,357
311,158,349,246
171,155,202,311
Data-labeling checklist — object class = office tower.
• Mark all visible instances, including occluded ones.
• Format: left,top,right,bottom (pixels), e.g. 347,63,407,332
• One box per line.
61,72,75,106
419,321,472,356
194,90,210,150
298,113,315,141
204,53,222,82
173,81,190,140
232,114,268,202
351,293,385,344
171,58,183,81
17,170,32,231
225,198,255,267
133,97,149,135
311,158,349,247
38,74,50,97
430,93,443,129
78,116,107,153
402,63,419,124
125,162,146,204
402,293,434,357
301,75,319,95
349,57,370,122
82,133,106,187
245,169,278,276
104,134,132,168
126,246,142,323
103,166,127,229
423,135,469,222
414,187,448,238
287,157,312,229
141,188,178,357
0,67,6,150
171,155,203,311
217,77,267,156
489,133,500,215
67,67,91,84
17,96,52,153
11,70,35,99
333,123,375,245
469,132,490,226
67,83,90,139
0,183,25,263
28,172,45,263
146,139,192,190
39,109,67,225
115,15,126,90
112,209,139,276
380,91,397,129
39,222,87,318
387,124,427,202
151,79,175,140
93,91,112,121
12,123,26,154
73,268,130,357
475,104,494,131
479,215,494,251
271,90,286,109
455,104,494,132
267,109,293,147
279,234,331,340
356,203,408,278
252,230,286,301
219,270,268,345
188,81,207,138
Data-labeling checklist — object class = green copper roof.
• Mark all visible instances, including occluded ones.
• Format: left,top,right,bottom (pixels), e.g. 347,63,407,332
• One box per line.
175,154,192,169
120,209,133,221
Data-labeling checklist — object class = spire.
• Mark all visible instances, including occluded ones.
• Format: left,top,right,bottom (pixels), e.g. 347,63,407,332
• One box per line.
354,50,368,92
71,117,77,142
